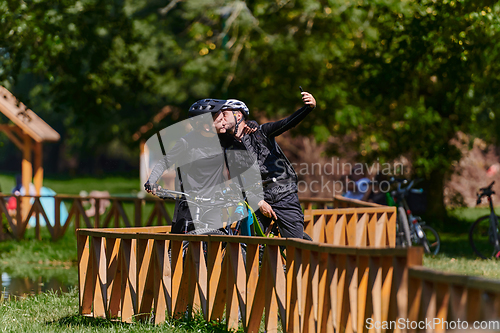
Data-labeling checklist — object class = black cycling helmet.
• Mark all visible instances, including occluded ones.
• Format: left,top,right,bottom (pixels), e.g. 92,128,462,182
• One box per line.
188,99,226,118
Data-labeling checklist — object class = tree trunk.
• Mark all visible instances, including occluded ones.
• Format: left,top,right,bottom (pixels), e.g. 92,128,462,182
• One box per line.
422,169,448,226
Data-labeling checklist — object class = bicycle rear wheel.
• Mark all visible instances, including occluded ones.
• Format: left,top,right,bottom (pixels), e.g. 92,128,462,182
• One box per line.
397,207,412,247
469,215,500,259
420,225,440,255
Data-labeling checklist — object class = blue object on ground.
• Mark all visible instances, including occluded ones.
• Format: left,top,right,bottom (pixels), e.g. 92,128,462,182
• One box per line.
26,187,69,227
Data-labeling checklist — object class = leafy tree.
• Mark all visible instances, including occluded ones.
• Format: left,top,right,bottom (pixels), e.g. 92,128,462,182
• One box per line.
2,0,500,219
328,0,500,220
178,0,500,220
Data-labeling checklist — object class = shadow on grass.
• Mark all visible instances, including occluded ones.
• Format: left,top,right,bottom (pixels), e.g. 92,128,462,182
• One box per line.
48,312,239,332
435,232,477,258
420,207,495,259
48,315,124,328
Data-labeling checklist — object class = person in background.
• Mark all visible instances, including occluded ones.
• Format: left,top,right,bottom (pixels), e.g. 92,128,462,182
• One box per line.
344,165,371,201
367,173,390,205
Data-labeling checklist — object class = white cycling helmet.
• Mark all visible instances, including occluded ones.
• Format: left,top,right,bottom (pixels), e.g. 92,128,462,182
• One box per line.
221,99,249,119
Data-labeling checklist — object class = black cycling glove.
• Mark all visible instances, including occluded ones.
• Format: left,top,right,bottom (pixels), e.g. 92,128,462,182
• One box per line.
246,120,258,130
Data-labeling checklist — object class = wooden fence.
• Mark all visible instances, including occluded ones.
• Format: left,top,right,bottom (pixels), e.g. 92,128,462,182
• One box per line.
407,266,500,332
304,207,397,248
0,194,374,241
0,194,172,241
78,228,500,332
77,228,423,332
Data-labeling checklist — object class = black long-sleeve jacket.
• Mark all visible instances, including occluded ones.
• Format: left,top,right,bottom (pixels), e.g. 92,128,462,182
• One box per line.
223,104,314,204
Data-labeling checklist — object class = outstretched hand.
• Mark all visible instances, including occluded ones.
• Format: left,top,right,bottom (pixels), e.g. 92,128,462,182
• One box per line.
301,92,316,108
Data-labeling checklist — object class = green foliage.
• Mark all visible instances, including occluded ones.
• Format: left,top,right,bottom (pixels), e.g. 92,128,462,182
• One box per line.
2,0,500,213
328,0,500,177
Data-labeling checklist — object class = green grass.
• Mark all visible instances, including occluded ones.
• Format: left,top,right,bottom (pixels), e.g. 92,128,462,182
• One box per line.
421,206,500,279
0,289,239,332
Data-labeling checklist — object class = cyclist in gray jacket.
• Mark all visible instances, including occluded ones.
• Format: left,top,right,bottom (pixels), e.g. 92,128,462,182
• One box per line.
219,91,316,239
144,99,260,233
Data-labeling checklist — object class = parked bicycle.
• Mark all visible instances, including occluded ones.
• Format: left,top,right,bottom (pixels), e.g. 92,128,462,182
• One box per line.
389,178,441,255
469,181,500,259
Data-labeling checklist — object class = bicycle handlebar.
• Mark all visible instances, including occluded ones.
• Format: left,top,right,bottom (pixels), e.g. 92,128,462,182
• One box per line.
479,181,495,192
149,181,263,207
477,181,496,205
389,177,423,196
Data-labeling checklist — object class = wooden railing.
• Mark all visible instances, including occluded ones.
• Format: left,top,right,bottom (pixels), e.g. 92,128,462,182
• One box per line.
78,228,500,332
77,228,423,332
1,194,378,242
0,194,173,241
301,196,382,210
333,195,381,208
407,266,500,332
304,207,397,248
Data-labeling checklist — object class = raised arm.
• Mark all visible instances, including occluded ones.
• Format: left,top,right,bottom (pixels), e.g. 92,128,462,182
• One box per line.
261,92,316,138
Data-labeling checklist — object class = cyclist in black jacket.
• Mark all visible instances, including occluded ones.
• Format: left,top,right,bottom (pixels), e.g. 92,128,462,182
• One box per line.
219,91,316,239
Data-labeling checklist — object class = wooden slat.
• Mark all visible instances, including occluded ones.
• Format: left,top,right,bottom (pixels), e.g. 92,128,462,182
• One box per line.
226,242,245,331
120,239,137,323
115,200,131,228
60,201,76,241
75,199,92,228
153,239,171,324
77,234,93,315
106,238,122,318
137,239,154,320
207,240,224,321
33,198,55,239
92,237,107,318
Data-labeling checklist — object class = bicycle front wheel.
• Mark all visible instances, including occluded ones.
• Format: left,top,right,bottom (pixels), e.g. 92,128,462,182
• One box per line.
420,225,440,255
469,215,500,259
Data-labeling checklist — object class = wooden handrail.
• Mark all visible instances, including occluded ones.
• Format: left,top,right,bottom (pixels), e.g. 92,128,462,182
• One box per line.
332,195,381,208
